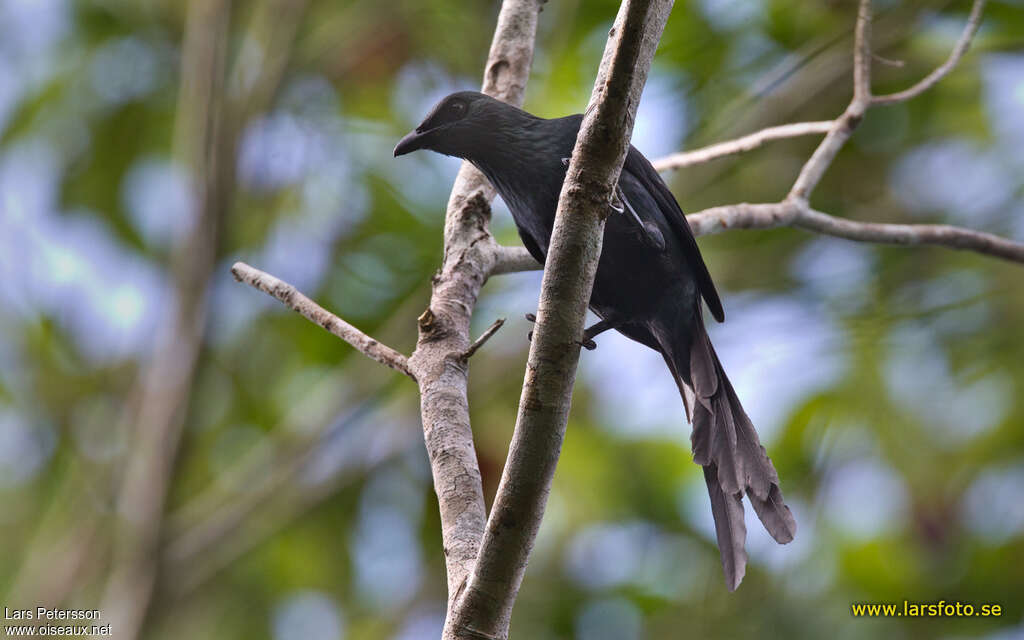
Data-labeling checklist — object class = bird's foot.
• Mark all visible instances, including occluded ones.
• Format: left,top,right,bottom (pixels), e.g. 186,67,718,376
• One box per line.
577,337,598,351
578,319,620,351
527,313,607,350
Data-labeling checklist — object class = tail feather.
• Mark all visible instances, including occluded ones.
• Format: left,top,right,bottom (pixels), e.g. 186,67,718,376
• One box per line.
719,368,797,544
702,464,746,592
660,352,692,422
688,327,719,399
747,484,796,544
692,393,741,495
668,319,796,589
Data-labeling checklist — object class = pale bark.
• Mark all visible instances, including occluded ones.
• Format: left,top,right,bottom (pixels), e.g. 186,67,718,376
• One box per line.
231,262,414,378
685,200,1024,263
653,120,834,172
230,1,548,612
871,0,987,105
491,244,542,274
404,0,546,606
497,198,1024,270
441,1,673,638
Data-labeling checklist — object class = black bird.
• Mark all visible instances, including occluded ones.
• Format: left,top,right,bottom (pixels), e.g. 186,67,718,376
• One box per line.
395,91,795,590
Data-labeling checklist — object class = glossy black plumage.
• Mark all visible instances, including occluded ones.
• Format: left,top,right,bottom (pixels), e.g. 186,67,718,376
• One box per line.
395,91,795,590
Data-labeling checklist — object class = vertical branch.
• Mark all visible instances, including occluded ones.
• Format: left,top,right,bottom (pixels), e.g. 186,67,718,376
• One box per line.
443,2,674,639
98,1,233,637
406,0,545,606
98,1,313,634
852,0,872,105
788,0,873,202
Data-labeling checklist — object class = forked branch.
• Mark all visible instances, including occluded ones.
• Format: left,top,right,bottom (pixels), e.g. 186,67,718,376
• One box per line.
872,0,988,105
443,2,674,638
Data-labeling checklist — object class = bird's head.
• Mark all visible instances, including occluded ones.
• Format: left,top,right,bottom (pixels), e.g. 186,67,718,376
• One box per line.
393,91,518,160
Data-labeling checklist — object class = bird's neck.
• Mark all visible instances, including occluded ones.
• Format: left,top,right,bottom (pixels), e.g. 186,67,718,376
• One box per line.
466,116,575,225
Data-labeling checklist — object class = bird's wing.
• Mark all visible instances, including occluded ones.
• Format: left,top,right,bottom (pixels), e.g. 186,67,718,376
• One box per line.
622,146,725,322
516,226,547,265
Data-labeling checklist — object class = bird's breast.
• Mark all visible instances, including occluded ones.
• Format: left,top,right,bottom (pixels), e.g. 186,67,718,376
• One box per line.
476,160,564,253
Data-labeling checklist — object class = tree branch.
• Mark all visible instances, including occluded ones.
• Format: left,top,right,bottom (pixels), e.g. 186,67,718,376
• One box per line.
794,206,1024,262
687,200,1024,263
788,0,873,202
853,0,873,104
490,195,1024,267
225,0,545,617
490,244,542,275
443,2,673,639
216,2,1009,638
652,120,834,172
230,262,414,379
872,0,987,105
660,0,1020,268
98,2,233,637
685,201,797,236
98,1,318,635
405,0,545,612
499,0,1006,280
462,318,506,361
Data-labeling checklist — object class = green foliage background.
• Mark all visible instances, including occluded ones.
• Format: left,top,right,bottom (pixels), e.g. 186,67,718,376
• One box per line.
1,0,1022,638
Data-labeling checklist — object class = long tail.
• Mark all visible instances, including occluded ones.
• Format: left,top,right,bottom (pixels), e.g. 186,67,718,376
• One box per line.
663,318,796,591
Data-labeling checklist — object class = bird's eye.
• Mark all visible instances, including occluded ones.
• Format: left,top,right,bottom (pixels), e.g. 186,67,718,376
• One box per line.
450,101,466,117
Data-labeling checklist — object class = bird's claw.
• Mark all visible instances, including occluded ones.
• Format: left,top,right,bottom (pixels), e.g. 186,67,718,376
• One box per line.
609,191,625,214
527,312,598,349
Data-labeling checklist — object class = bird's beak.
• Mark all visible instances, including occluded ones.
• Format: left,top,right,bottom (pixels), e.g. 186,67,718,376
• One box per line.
393,129,427,157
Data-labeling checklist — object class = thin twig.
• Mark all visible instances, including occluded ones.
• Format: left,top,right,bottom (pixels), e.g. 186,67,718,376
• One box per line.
794,205,1024,262
684,199,1024,264
231,262,415,380
461,318,506,360
652,121,834,172
853,0,873,103
872,0,987,105
788,0,874,202
872,52,904,67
